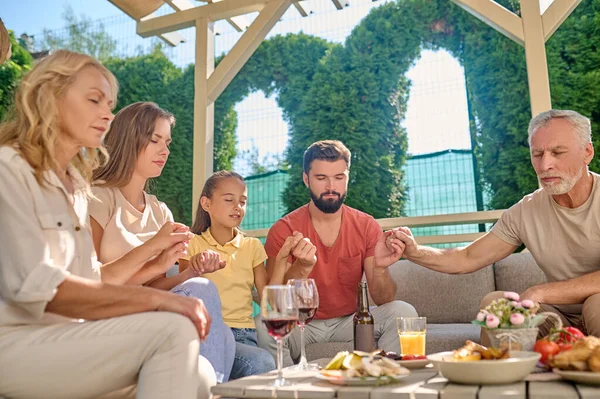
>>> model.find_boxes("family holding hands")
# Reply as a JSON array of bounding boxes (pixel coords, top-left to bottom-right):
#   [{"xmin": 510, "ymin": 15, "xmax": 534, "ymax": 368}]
[{"xmin": 1, "ymin": 49, "xmax": 599, "ymax": 399}]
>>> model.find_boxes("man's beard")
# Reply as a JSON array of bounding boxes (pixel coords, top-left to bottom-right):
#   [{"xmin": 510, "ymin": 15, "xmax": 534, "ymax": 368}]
[
  {"xmin": 538, "ymin": 166, "xmax": 584, "ymax": 195},
  {"xmin": 309, "ymin": 189, "xmax": 346, "ymax": 213}
]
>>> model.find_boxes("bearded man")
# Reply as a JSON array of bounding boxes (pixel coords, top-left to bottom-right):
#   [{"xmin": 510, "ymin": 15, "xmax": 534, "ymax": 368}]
[
  {"xmin": 256, "ymin": 140, "xmax": 418, "ymax": 365},
  {"xmin": 381, "ymin": 110, "xmax": 600, "ymax": 340}
]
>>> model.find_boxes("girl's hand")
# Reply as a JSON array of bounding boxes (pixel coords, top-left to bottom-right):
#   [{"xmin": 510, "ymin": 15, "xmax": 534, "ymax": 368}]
[
  {"xmin": 189, "ymin": 250, "xmax": 226, "ymax": 275},
  {"xmin": 147, "ymin": 222, "xmax": 194, "ymax": 256}
]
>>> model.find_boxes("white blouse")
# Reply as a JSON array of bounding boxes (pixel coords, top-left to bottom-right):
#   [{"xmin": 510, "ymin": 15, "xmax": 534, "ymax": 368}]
[
  {"xmin": 88, "ymin": 186, "xmax": 173, "ymax": 263},
  {"xmin": 0, "ymin": 146, "xmax": 100, "ymax": 327}
]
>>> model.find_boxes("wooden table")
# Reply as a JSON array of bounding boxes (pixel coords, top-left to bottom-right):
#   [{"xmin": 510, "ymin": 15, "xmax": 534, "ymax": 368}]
[{"xmin": 212, "ymin": 362, "xmax": 600, "ymax": 399}]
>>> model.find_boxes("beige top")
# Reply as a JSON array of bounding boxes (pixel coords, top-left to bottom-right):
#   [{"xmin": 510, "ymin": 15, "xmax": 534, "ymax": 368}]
[
  {"xmin": 492, "ymin": 172, "xmax": 600, "ymax": 307},
  {"xmin": 88, "ymin": 186, "xmax": 173, "ymax": 263},
  {"xmin": 0, "ymin": 146, "xmax": 100, "ymax": 327}
]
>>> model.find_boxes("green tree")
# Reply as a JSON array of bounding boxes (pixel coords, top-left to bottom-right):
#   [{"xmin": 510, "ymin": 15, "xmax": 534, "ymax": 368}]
[
  {"xmin": 0, "ymin": 31, "xmax": 33, "ymax": 122},
  {"xmin": 39, "ymin": 5, "xmax": 117, "ymax": 61}
]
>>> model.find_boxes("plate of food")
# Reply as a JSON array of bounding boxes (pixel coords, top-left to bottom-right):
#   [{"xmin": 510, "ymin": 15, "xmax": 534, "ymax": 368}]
[
  {"xmin": 397, "ymin": 355, "xmax": 432, "ymax": 369},
  {"xmin": 551, "ymin": 336, "xmax": 600, "ymax": 385},
  {"xmin": 369, "ymin": 350, "xmax": 431, "ymax": 369},
  {"xmin": 317, "ymin": 351, "xmax": 410, "ymax": 386},
  {"xmin": 428, "ymin": 340, "xmax": 541, "ymax": 385}
]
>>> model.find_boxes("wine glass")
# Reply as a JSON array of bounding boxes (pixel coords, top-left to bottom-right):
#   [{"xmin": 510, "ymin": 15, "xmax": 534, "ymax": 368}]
[
  {"xmin": 261, "ymin": 285, "xmax": 299, "ymax": 386},
  {"xmin": 287, "ymin": 278, "xmax": 319, "ymax": 371}
]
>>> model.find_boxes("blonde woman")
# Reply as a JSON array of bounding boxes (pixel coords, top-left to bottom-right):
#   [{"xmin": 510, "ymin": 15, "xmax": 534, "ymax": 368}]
[
  {"xmin": 90, "ymin": 101, "xmax": 235, "ymax": 382},
  {"xmin": 0, "ymin": 50, "xmax": 215, "ymax": 399}
]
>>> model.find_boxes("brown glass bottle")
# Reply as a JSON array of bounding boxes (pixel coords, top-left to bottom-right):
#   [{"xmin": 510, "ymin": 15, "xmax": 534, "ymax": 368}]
[{"xmin": 353, "ymin": 281, "xmax": 375, "ymax": 352}]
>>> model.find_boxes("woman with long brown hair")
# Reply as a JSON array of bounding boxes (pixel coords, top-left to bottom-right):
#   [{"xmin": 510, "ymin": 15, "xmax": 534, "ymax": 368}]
[
  {"xmin": 0, "ymin": 50, "xmax": 215, "ymax": 399},
  {"xmin": 90, "ymin": 101, "xmax": 235, "ymax": 382}
]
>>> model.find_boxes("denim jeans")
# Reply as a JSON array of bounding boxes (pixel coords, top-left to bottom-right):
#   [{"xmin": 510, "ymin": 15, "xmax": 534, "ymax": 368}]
[
  {"xmin": 171, "ymin": 278, "xmax": 236, "ymax": 382},
  {"xmin": 229, "ymin": 327, "xmax": 275, "ymax": 380}
]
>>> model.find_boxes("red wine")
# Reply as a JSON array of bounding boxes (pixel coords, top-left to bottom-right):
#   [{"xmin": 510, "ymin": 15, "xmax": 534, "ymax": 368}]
[
  {"xmin": 297, "ymin": 307, "xmax": 317, "ymax": 326},
  {"xmin": 263, "ymin": 318, "xmax": 297, "ymax": 340}
]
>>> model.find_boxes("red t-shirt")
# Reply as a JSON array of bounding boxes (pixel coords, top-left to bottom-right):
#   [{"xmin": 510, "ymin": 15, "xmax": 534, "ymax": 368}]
[{"xmin": 264, "ymin": 204, "xmax": 382, "ymax": 320}]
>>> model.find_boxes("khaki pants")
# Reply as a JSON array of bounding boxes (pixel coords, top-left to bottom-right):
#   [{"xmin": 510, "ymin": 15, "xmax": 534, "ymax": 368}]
[
  {"xmin": 256, "ymin": 301, "xmax": 418, "ymax": 367},
  {"xmin": 0, "ymin": 312, "xmax": 216, "ymax": 399},
  {"xmin": 479, "ymin": 291, "xmax": 600, "ymax": 346}
]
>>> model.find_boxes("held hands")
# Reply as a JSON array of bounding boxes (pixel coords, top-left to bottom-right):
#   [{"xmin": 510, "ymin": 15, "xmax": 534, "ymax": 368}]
[
  {"xmin": 374, "ymin": 230, "xmax": 405, "ymax": 269},
  {"xmin": 277, "ymin": 231, "xmax": 316, "ymax": 268},
  {"xmin": 147, "ymin": 222, "xmax": 194, "ymax": 256},
  {"xmin": 189, "ymin": 250, "xmax": 226, "ymax": 275},
  {"xmin": 374, "ymin": 226, "xmax": 417, "ymax": 269},
  {"xmin": 391, "ymin": 227, "xmax": 418, "ymax": 256}
]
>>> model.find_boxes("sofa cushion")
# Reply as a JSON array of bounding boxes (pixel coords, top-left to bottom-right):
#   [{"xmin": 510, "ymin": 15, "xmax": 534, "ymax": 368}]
[
  {"xmin": 494, "ymin": 252, "xmax": 546, "ymax": 294},
  {"xmin": 388, "ymin": 260, "xmax": 495, "ymax": 323}
]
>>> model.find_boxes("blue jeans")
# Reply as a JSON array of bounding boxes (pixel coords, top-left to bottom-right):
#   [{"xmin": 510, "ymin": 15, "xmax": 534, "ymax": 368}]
[
  {"xmin": 230, "ymin": 328, "xmax": 275, "ymax": 380},
  {"xmin": 171, "ymin": 278, "xmax": 236, "ymax": 382}
]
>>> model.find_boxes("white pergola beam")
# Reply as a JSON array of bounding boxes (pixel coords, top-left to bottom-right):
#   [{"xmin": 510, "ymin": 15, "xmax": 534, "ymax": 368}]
[
  {"xmin": 293, "ymin": 1, "xmax": 312, "ymax": 17},
  {"xmin": 192, "ymin": 17, "xmax": 215, "ymax": 219},
  {"xmin": 207, "ymin": 0, "xmax": 292, "ymax": 103},
  {"xmin": 520, "ymin": 0, "xmax": 551, "ymax": 116},
  {"xmin": 542, "ymin": 0, "xmax": 580, "ymax": 42},
  {"xmin": 204, "ymin": 0, "xmax": 251, "ymax": 33},
  {"xmin": 165, "ymin": 0, "xmax": 195, "ymax": 11},
  {"xmin": 331, "ymin": 0, "xmax": 349, "ymax": 10},
  {"xmin": 137, "ymin": 0, "xmax": 267, "ymax": 37},
  {"xmin": 140, "ymin": 13, "xmax": 187, "ymax": 46},
  {"xmin": 450, "ymin": 0, "xmax": 524, "ymax": 46}
]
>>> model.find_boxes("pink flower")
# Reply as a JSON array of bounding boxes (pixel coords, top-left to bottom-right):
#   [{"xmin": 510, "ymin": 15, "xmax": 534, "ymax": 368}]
[
  {"xmin": 510, "ymin": 313, "xmax": 525, "ymax": 326},
  {"xmin": 504, "ymin": 292, "xmax": 520, "ymax": 301},
  {"xmin": 521, "ymin": 300, "xmax": 534, "ymax": 309},
  {"xmin": 476, "ymin": 311, "xmax": 486, "ymax": 322},
  {"xmin": 486, "ymin": 314, "xmax": 500, "ymax": 329}
]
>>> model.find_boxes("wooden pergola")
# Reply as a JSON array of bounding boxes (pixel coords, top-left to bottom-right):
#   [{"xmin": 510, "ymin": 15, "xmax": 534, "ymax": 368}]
[{"xmin": 107, "ymin": 0, "xmax": 580, "ymax": 242}]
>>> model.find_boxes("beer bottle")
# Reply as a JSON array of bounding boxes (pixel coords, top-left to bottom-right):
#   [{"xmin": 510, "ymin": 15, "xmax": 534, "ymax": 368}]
[{"xmin": 353, "ymin": 281, "xmax": 375, "ymax": 352}]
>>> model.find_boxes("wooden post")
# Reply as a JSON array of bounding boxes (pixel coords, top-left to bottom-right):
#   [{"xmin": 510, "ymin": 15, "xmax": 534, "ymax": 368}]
[{"xmin": 192, "ymin": 17, "xmax": 215, "ymax": 220}]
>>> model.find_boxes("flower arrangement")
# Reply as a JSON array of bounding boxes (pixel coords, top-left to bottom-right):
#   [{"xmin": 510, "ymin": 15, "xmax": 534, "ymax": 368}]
[{"xmin": 472, "ymin": 292, "xmax": 545, "ymax": 330}]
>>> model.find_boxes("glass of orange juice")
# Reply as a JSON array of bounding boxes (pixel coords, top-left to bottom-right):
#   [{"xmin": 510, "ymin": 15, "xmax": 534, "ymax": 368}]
[{"xmin": 396, "ymin": 316, "xmax": 426, "ymax": 356}]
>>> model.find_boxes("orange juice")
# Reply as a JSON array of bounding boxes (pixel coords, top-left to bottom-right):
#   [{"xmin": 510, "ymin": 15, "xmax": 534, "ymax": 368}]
[{"xmin": 399, "ymin": 331, "xmax": 426, "ymax": 356}]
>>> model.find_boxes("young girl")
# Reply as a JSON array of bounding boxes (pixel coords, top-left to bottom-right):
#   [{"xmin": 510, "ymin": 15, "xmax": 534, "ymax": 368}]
[
  {"xmin": 180, "ymin": 171, "xmax": 306, "ymax": 379},
  {"xmin": 88, "ymin": 101, "xmax": 235, "ymax": 382}
]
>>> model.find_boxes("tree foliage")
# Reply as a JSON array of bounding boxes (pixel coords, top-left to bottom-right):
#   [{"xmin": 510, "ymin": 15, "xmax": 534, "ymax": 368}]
[
  {"xmin": 0, "ymin": 31, "xmax": 33, "ymax": 123},
  {"xmin": 39, "ymin": 6, "xmax": 117, "ymax": 62}
]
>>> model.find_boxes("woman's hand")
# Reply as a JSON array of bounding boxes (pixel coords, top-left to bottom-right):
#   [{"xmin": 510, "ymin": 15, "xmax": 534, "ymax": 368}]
[
  {"xmin": 148, "ymin": 241, "xmax": 188, "ymax": 276},
  {"xmin": 146, "ymin": 222, "xmax": 194, "ymax": 257},
  {"xmin": 155, "ymin": 292, "xmax": 212, "ymax": 340},
  {"xmin": 189, "ymin": 250, "xmax": 226, "ymax": 275}
]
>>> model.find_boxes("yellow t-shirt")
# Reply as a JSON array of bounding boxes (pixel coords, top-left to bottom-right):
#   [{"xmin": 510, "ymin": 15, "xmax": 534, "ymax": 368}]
[{"xmin": 185, "ymin": 228, "xmax": 267, "ymax": 328}]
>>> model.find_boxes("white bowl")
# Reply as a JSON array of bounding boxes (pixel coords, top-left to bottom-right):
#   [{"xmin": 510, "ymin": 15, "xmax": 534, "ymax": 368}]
[{"xmin": 428, "ymin": 351, "xmax": 541, "ymax": 385}]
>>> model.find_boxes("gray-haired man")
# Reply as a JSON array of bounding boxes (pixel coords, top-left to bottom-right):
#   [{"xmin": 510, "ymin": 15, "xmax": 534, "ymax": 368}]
[{"xmin": 381, "ymin": 109, "xmax": 600, "ymax": 339}]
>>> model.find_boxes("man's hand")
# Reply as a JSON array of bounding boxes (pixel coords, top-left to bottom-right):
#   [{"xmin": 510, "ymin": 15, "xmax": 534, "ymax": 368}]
[
  {"xmin": 520, "ymin": 285, "xmax": 544, "ymax": 303},
  {"xmin": 189, "ymin": 250, "xmax": 226, "ymax": 275},
  {"xmin": 391, "ymin": 227, "xmax": 418, "ymax": 258},
  {"xmin": 155, "ymin": 292, "xmax": 212, "ymax": 340},
  {"xmin": 374, "ymin": 230, "xmax": 406, "ymax": 269},
  {"xmin": 285, "ymin": 232, "xmax": 316, "ymax": 268}
]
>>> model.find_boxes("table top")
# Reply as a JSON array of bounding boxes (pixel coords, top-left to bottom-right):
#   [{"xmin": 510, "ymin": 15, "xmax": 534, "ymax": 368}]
[{"xmin": 212, "ymin": 362, "xmax": 600, "ymax": 399}]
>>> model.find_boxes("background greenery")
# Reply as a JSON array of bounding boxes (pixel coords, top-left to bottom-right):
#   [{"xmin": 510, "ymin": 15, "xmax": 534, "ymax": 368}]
[{"xmin": 2, "ymin": 0, "xmax": 599, "ymax": 224}]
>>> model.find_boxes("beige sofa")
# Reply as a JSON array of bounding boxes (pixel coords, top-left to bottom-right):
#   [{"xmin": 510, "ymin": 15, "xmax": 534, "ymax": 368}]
[{"xmin": 305, "ymin": 252, "xmax": 547, "ymax": 360}]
